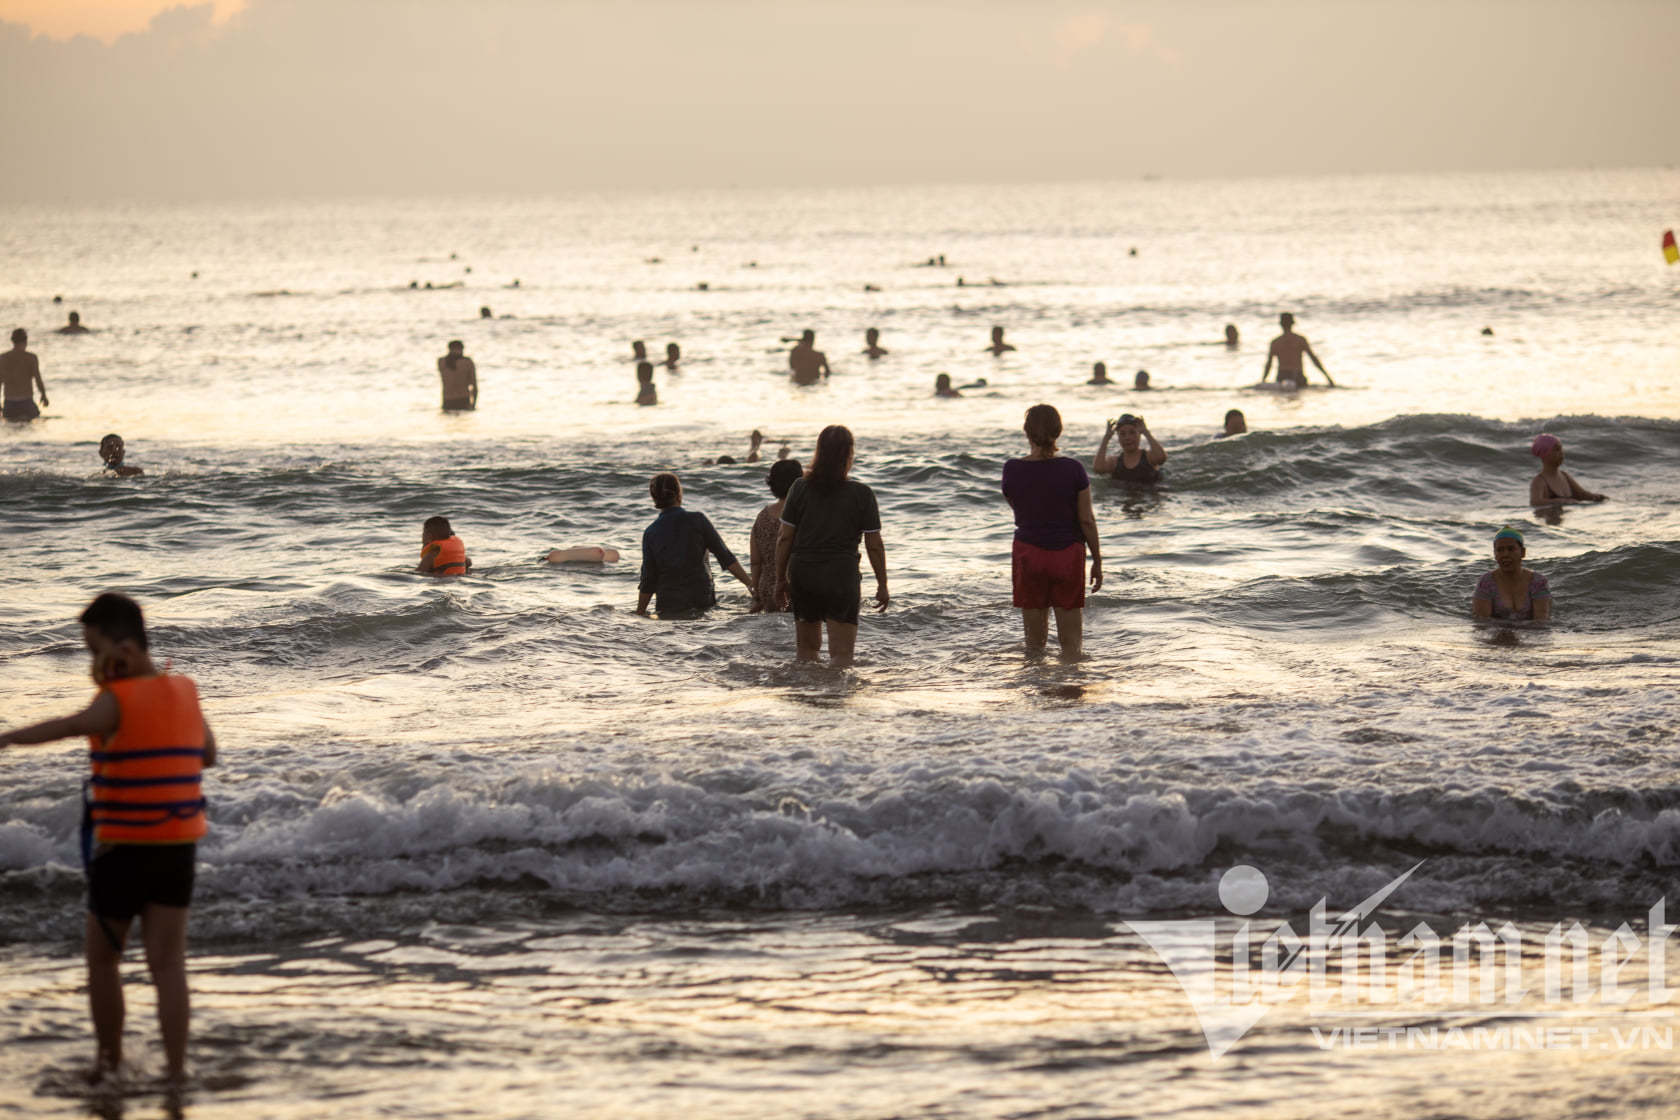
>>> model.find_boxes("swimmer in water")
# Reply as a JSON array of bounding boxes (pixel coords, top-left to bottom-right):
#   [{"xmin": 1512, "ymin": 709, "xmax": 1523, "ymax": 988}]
[
  {"xmin": 418, "ymin": 516, "xmax": 471, "ymax": 576},
  {"xmin": 635, "ymin": 361, "xmax": 657, "ymax": 406},
  {"xmin": 437, "ymin": 341, "xmax": 477, "ymax": 411},
  {"xmin": 58, "ymin": 311, "xmax": 91, "ymax": 335},
  {"xmin": 1472, "ymin": 526, "xmax": 1550, "ymax": 622},
  {"xmin": 664, "ymin": 342, "xmax": 681, "ymax": 370},
  {"xmin": 1133, "ymin": 370, "xmax": 1151, "ymax": 391},
  {"xmin": 632, "ymin": 340, "xmax": 648, "ymax": 362},
  {"xmin": 1528, "ymin": 433, "xmax": 1605, "ymax": 505},
  {"xmin": 1261, "ymin": 313, "xmax": 1333, "ymax": 388},
  {"xmin": 788, "ymin": 330, "xmax": 831, "ymax": 385},
  {"xmin": 1, "ymin": 328, "xmax": 49, "ymax": 421},
  {"xmin": 935, "ymin": 373, "xmax": 962, "ymax": 398},
  {"xmin": 99, "ymin": 434, "xmax": 143, "ymax": 477},
  {"xmin": 1221, "ymin": 409, "xmax": 1247, "ymax": 437},
  {"xmin": 985, "ymin": 326, "xmax": 1016, "ymax": 355},
  {"xmin": 863, "ymin": 328, "xmax": 887, "ymax": 359},
  {"xmin": 1093, "ymin": 413, "xmax": 1166, "ymax": 484},
  {"xmin": 479, "ymin": 307, "xmax": 492, "ymax": 319},
  {"xmin": 1224, "ymin": 324, "xmax": 1239, "ymax": 348},
  {"xmin": 546, "ymin": 546, "xmax": 620, "ymax": 564},
  {"xmin": 1087, "ymin": 362, "xmax": 1112, "ymax": 386}
]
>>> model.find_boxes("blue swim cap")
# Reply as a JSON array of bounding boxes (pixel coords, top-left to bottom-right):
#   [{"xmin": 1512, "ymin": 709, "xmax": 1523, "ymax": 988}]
[{"xmin": 1493, "ymin": 525, "xmax": 1525, "ymax": 546}]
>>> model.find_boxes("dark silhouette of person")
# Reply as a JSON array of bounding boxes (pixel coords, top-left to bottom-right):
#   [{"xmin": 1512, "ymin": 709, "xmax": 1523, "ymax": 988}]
[
  {"xmin": 1262, "ymin": 313, "xmax": 1333, "ymax": 388},
  {"xmin": 58, "ymin": 311, "xmax": 90, "ymax": 335},
  {"xmin": 479, "ymin": 307, "xmax": 492, "ymax": 320},
  {"xmin": 789, "ymin": 330, "xmax": 830, "ymax": 385},
  {"xmin": 986, "ymin": 326, "xmax": 1016, "ymax": 355},
  {"xmin": 635, "ymin": 361, "xmax": 657, "ymax": 406},
  {"xmin": 1, "ymin": 328, "xmax": 49, "ymax": 421},
  {"xmin": 1088, "ymin": 362, "xmax": 1111, "ymax": 386},
  {"xmin": 1224, "ymin": 324, "xmax": 1239, "ymax": 347},
  {"xmin": 632, "ymin": 340, "xmax": 648, "ymax": 362},
  {"xmin": 1134, "ymin": 370, "xmax": 1151, "ymax": 390},
  {"xmin": 437, "ymin": 340, "xmax": 478, "ymax": 411},
  {"xmin": 664, "ymin": 342, "xmax": 681, "ymax": 370},
  {"xmin": 863, "ymin": 328, "xmax": 887, "ymax": 359},
  {"xmin": 1222, "ymin": 409, "xmax": 1247, "ymax": 436}
]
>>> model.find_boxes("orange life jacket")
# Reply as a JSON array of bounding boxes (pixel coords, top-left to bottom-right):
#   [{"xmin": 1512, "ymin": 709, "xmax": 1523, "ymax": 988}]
[
  {"xmin": 86, "ymin": 674, "xmax": 207, "ymax": 845},
  {"xmin": 423, "ymin": 535, "xmax": 468, "ymax": 575}
]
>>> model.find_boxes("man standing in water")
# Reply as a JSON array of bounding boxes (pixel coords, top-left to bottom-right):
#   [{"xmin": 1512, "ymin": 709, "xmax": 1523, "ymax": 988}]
[
  {"xmin": 788, "ymin": 330, "xmax": 830, "ymax": 385},
  {"xmin": 2, "ymin": 328, "xmax": 50, "ymax": 421},
  {"xmin": 437, "ymin": 340, "xmax": 477, "ymax": 411},
  {"xmin": 1261, "ymin": 313, "xmax": 1333, "ymax": 388}
]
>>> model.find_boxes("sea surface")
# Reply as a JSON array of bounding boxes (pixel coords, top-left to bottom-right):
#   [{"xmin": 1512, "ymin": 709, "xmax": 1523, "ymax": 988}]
[{"xmin": 2, "ymin": 169, "xmax": 1679, "ymax": 1118}]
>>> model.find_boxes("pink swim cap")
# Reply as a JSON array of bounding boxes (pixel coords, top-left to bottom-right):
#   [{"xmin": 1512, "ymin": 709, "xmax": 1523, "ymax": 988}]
[{"xmin": 1530, "ymin": 433, "xmax": 1561, "ymax": 458}]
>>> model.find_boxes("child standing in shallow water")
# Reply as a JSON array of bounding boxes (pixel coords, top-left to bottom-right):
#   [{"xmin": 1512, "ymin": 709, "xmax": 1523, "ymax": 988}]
[
  {"xmin": 0, "ymin": 593, "xmax": 218, "ymax": 1084},
  {"xmin": 419, "ymin": 516, "xmax": 471, "ymax": 575}
]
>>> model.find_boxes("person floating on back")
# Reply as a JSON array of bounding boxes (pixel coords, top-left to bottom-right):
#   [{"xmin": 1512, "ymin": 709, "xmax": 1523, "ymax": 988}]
[
  {"xmin": 1261, "ymin": 313, "xmax": 1332, "ymax": 388},
  {"xmin": 1529, "ymin": 433, "xmax": 1605, "ymax": 505},
  {"xmin": 437, "ymin": 340, "xmax": 478, "ymax": 411},
  {"xmin": 100, "ymin": 434, "xmax": 144, "ymax": 477},
  {"xmin": 419, "ymin": 516, "xmax": 471, "ymax": 576},
  {"xmin": 2, "ymin": 328, "xmax": 50, "ymax": 421},
  {"xmin": 59, "ymin": 310, "xmax": 91, "ymax": 335},
  {"xmin": 985, "ymin": 326, "xmax": 1016, "ymax": 355},
  {"xmin": 635, "ymin": 360, "xmax": 658, "ymax": 406},
  {"xmin": 0, "ymin": 592, "xmax": 218, "ymax": 1085},
  {"xmin": 862, "ymin": 328, "xmax": 887, "ymax": 359},
  {"xmin": 788, "ymin": 330, "xmax": 831, "ymax": 385}
]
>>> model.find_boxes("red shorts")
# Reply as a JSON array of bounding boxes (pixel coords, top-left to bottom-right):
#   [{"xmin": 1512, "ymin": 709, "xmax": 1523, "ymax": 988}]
[{"xmin": 1012, "ymin": 539, "xmax": 1086, "ymax": 610}]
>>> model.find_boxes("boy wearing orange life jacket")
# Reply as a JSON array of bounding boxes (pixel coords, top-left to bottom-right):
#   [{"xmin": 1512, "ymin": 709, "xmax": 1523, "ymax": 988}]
[
  {"xmin": 0, "ymin": 593, "xmax": 217, "ymax": 1085},
  {"xmin": 418, "ymin": 515, "xmax": 471, "ymax": 576}
]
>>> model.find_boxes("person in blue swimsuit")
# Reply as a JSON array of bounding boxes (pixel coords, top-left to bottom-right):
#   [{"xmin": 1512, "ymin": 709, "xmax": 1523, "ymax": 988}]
[{"xmin": 1472, "ymin": 526, "xmax": 1551, "ymax": 622}]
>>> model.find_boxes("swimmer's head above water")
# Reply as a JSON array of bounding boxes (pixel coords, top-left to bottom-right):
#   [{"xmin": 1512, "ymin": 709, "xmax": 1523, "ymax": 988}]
[
  {"xmin": 1492, "ymin": 525, "xmax": 1525, "ymax": 568},
  {"xmin": 1530, "ymin": 433, "xmax": 1563, "ymax": 467}
]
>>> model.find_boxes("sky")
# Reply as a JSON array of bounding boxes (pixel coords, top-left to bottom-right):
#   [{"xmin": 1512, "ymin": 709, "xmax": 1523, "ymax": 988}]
[{"xmin": 0, "ymin": 0, "xmax": 1675, "ymax": 202}]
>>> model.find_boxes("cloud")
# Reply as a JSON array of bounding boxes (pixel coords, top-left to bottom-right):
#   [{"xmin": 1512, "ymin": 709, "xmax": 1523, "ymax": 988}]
[
  {"xmin": 0, "ymin": 0, "xmax": 245, "ymax": 44},
  {"xmin": 1051, "ymin": 9, "xmax": 1180, "ymax": 67}
]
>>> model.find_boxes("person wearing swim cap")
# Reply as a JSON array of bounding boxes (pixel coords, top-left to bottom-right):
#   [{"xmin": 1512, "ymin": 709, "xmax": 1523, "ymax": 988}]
[
  {"xmin": 1529, "ymin": 433, "xmax": 1604, "ymax": 505},
  {"xmin": 1472, "ymin": 526, "xmax": 1551, "ymax": 622},
  {"xmin": 1093, "ymin": 413, "xmax": 1166, "ymax": 485}
]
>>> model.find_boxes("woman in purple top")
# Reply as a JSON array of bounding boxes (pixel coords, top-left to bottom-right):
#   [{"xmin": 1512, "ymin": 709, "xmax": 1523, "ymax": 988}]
[
  {"xmin": 1001, "ymin": 404, "xmax": 1103, "ymax": 658},
  {"xmin": 1472, "ymin": 525, "xmax": 1551, "ymax": 622}
]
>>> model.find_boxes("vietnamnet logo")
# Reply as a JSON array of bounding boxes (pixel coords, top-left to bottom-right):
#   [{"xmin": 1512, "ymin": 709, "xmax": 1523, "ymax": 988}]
[{"xmin": 1127, "ymin": 863, "xmax": 1677, "ymax": 1059}]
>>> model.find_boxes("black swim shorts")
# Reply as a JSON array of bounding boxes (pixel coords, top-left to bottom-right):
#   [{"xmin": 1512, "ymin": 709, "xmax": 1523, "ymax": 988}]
[
  {"xmin": 788, "ymin": 558, "xmax": 861, "ymax": 625},
  {"xmin": 88, "ymin": 843, "xmax": 197, "ymax": 919},
  {"xmin": 3, "ymin": 399, "xmax": 41, "ymax": 422}
]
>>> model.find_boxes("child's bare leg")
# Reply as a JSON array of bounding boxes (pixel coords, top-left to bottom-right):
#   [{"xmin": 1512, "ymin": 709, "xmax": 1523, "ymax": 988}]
[
  {"xmin": 85, "ymin": 912, "xmax": 131, "ymax": 1076},
  {"xmin": 141, "ymin": 904, "xmax": 191, "ymax": 1081}
]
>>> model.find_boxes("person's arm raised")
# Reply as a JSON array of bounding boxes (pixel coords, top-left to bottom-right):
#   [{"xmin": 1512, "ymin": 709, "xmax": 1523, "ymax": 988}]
[
  {"xmin": 1092, "ymin": 421, "xmax": 1118, "ymax": 474},
  {"xmin": 1139, "ymin": 420, "xmax": 1167, "ymax": 466}
]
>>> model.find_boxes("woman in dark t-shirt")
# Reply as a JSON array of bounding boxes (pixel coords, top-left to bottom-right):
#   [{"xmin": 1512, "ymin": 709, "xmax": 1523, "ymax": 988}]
[
  {"xmin": 1002, "ymin": 404, "xmax": 1103, "ymax": 658},
  {"xmin": 636, "ymin": 472, "xmax": 753, "ymax": 618},
  {"xmin": 774, "ymin": 425, "xmax": 888, "ymax": 665}
]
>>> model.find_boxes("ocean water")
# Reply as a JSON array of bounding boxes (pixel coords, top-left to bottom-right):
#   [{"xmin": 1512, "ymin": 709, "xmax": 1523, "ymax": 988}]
[{"xmin": 2, "ymin": 169, "xmax": 1679, "ymax": 1117}]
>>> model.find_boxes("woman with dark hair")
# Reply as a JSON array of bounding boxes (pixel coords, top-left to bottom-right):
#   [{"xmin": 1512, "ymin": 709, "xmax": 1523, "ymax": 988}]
[
  {"xmin": 749, "ymin": 458, "xmax": 804, "ymax": 612},
  {"xmin": 1003, "ymin": 404, "xmax": 1102, "ymax": 657},
  {"xmin": 635, "ymin": 473, "xmax": 752, "ymax": 618},
  {"xmin": 774, "ymin": 426, "xmax": 888, "ymax": 664},
  {"xmin": 1093, "ymin": 413, "xmax": 1166, "ymax": 485}
]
